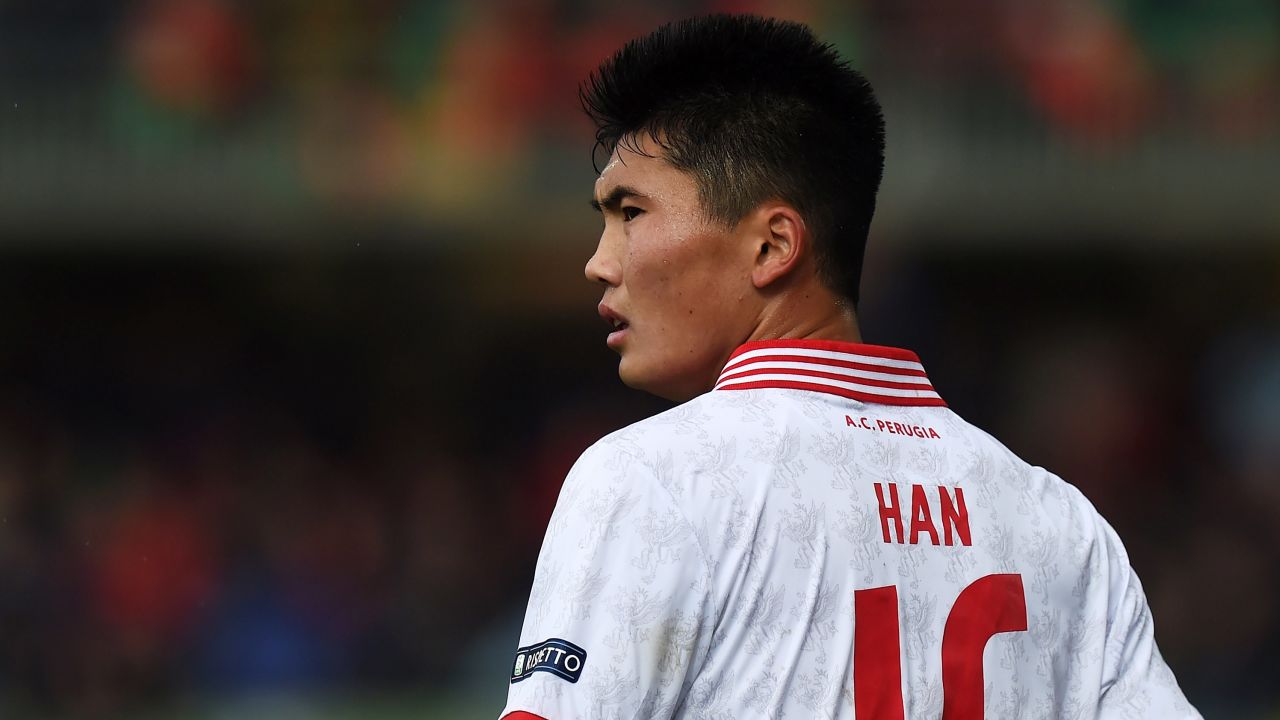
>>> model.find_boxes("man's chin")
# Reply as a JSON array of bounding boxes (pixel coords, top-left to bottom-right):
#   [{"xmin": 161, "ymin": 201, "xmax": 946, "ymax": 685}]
[
  {"xmin": 618, "ymin": 357, "xmax": 700, "ymax": 402},
  {"xmin": 616, "ymin": 357, "xmax": 652, "ymax": 393}
]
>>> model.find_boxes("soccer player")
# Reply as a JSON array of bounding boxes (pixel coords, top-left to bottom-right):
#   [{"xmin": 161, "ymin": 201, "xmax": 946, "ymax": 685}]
[{"xmin": 501, "ymin": 14, "xmax": 1200, "ymax": 719}]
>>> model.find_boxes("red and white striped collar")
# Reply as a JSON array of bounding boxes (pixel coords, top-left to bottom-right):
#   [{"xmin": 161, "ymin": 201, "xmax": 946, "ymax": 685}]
[{"xmin": 714, "ymin": 339, "xmax": 946, "ymax": 407}]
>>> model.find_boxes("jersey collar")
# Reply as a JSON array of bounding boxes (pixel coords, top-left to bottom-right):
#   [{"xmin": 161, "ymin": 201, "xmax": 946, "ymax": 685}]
[{"xmin": 713, "ymin": 339, "xmax": 946, "ymax": 407}]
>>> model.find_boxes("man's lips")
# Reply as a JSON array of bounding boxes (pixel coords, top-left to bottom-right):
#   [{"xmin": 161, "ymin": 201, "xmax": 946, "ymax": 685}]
[
  {"xmin": 598, "ymin": 304, "xmax": 630, "ymax": 348},
  {"xmin": 606, "ymin": 325, "xmax": 629, "ymax": 349}
]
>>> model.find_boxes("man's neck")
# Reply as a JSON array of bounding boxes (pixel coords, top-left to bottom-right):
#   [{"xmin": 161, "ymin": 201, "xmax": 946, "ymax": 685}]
[
  {"xmin": 745, "ymin": 290, "xmax": 862, "ymax": 345},
  {"xmin": 692, "ymin": 288, "xmax": 863, "ymax": 401}
]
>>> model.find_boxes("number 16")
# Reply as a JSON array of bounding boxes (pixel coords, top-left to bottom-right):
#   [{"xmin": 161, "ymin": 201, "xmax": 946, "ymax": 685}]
[{"xmin": 853, "ymin": 573, "xmax": 1028, "ymax": 719}]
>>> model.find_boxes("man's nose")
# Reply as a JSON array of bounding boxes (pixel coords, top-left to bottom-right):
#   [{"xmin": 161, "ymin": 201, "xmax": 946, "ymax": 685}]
[{"xmin": 585, "ymin": 234, "xmax": 621, "ymax": 286}]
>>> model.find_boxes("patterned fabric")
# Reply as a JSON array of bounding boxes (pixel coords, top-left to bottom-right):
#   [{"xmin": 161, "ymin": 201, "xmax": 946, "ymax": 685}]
[{"xmin": 502, "ymin": 340, "xmax": 1200, "ymax": 719}]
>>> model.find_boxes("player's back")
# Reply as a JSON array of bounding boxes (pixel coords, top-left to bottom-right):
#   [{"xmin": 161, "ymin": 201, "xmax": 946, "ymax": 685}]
[{"xmin": 502, "ymin": 340, "xmax": 1199, "ymax": 719}]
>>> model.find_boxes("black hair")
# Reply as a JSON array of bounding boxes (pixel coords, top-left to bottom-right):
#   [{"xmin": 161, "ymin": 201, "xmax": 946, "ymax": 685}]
[{"xmin": 580, "ymin": 14, "xmax": 885, "ymax": 305}]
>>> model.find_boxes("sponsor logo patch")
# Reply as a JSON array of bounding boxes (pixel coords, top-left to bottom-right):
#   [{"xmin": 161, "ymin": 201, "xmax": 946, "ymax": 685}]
[{"xmin": 510, "ymin": 638, "xmax": 587, "ymax": 684}]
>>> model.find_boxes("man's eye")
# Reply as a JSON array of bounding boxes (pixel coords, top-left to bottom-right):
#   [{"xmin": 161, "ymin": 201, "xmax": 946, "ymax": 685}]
[{"xmin": 622, "ymin": 206, "xmax": 643, "ymax": 221}]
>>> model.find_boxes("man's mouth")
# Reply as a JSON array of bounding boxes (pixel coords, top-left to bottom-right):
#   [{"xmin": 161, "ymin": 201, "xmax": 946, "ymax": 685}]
[
  {"xmin": 607, "ymin": 320, "xmax": 629, "ymax": 348},
  {"xmin": 599, "ymin": 304, "xmax": 630, "ymax": 348}
]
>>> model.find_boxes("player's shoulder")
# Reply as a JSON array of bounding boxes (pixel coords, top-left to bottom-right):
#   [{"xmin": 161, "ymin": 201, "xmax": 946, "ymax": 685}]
[
  {"xmin": 960, "ymin": 415, "xmax": 1128, "ymax": 561},
  {"xmin": 563, "ymin": 391, "xmax": 759, "ymax": 493},
  {"xmin": 586, "ymin": 389, "xmax": 767, "ymax": 459},
  {"xmin": 545, "ymin": 398, "xmax": 728, "ymax": 569}
]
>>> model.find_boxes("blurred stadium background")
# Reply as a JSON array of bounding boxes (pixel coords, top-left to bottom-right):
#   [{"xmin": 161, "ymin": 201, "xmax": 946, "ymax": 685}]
[{"xmin": 1, "ymin": 0, "xmax": 1277, "ymax": 718}]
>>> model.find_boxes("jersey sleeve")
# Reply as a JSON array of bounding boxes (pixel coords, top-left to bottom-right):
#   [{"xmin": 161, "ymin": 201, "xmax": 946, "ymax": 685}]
[
  {"xmin": 501, "ymin": 438, "xmax": 714, "ymax": 720},
  {"xmin": 1095, "ymin": 522, "xmax": 1202, "ymax": 720}
]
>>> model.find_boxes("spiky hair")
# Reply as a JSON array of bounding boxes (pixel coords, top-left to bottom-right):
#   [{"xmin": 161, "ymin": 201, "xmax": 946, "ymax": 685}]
[{"xmin": 580, "ymin": 14, "xmax": 885, "ymax": 304}]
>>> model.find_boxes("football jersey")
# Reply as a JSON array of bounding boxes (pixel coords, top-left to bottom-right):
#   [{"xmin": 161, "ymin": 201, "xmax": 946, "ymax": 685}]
[{"xmin": 501, "ymin": 339, "xmax": 1200, "ymax": 719}]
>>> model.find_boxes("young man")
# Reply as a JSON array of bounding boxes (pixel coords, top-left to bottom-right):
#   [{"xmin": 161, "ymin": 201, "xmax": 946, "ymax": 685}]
[{"xmin": 501, "ymin": 14, "xmax": 1199, "ymax": 719}]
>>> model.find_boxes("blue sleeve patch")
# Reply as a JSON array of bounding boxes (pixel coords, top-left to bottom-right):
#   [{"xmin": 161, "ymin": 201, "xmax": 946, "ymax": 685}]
[{"xmin": 510, "ymin": 638, "xmax": 587, "ymax": 684}]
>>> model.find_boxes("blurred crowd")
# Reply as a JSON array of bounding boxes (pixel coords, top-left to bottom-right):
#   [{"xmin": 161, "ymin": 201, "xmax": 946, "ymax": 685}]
[
  {"xmin": 1, "ymin": 0, "xmax": 1276, "ymax": 220},
  {"xmin": 0, "ymin": 253, "xmax": 635, "ymax": 716},
  {"xmin": 0, "ymin": 249, "xmax": 1276, "ymax": 718},
  {"xmin": 102, "ymin": 0, "xmax": 1280, "ymax": 145}
]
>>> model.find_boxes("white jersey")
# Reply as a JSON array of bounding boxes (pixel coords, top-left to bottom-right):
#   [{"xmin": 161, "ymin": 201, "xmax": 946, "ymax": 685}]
[{"xmin": 501, "ymin": 339, "xmax": 1199, "ymax": 720}]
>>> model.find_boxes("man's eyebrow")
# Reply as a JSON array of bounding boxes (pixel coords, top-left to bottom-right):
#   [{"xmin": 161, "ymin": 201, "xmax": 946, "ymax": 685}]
[{"xmin": 590, "ymin": 185, "xmax": 645, "ymax": 213}]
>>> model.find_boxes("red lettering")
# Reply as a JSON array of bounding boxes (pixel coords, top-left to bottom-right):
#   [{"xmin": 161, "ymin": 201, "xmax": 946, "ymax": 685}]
[
  {"xmin": 875, "ymin": 482, "xmax": 904, "ymax": 544},
  {"xmin": 941, "ymin": 574, "xmax": 1028, "ymax": 718},
  {"xmin": 909, "ymin": 484, "xmax": 940, "ymax": 545},
  {"xmin": 854, "ymin": 586, "xmax": 905, "ymax": 720},
  {"xmin": 847, "ymin": 416, "xmax": 881, "ymax": 432},
  {"xmin": 853, "ymin": 574, "xmax": 1028, "ymax": 720},
  {"xmin": 852, "ymin": 419, "xmax": 942, "ymax": 440},
  {"xmin": 939, "ymin": 486, "xmax": 971, "ymax": 547}
]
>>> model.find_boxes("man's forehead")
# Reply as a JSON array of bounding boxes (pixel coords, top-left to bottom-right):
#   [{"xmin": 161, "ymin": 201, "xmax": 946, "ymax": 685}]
[
  {"xmin": 593, "ymin": 149, "xmax": 636, "ymax": 198},
  {"xmin": 594, "ymin": 159, "xmax": 623, "ymax": 194},
  {"xmin": 599, "ymin": 147, "xmax": 627, "ymax": 176},
  {"xmin": 594, "ymin": 140, "xmax": 664, "ymax": 196}
]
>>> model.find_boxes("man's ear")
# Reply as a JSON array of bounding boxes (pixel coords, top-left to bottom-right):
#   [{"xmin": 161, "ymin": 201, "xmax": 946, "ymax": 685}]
[{"xmin": 750, "ymin": 204, "xmax": 807, "ymax": 289}]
